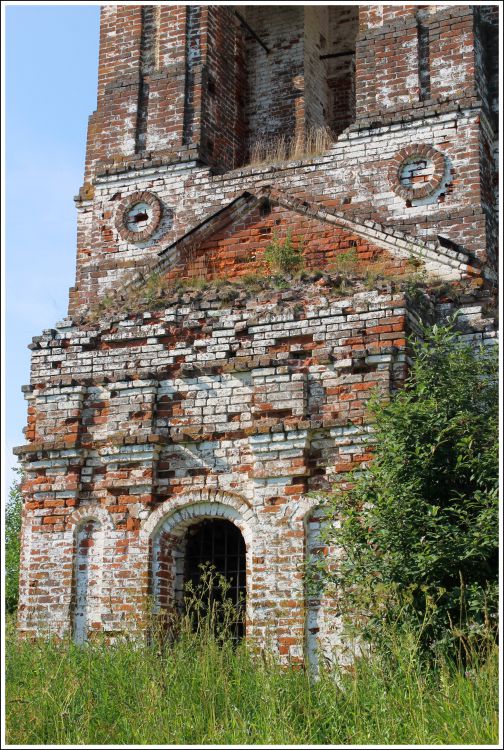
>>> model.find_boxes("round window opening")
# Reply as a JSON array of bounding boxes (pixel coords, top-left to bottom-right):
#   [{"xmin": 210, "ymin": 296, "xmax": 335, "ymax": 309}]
[
  {"xmin": 389, "ymin": 145, "xmax": 447, "ymax": 202},
  {"xmin": 126, "ymin": 202, "xmax": 153, "ymax": 232},
  {"xmin": 115, "ymin": 190, "xmax": 163, "ymax": 243},
  {"xmin": 399, "ymin": 158, "xmax": 435, "ymax": 190}
]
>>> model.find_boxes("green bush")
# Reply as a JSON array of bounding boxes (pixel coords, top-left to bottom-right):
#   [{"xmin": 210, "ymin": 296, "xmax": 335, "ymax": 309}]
[
  {"xmin": 263, "ymin": 230, "xmax": 304, "ymax": 274},
  {"xmin": 315, "ymin": 322, "xmax": 498, "ymax": 660},
  {"xmin": 5, "ymin": 478, "xmax": 22, "ymax": 613}
]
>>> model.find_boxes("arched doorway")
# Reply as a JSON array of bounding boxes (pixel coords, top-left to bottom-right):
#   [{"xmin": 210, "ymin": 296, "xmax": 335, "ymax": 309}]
[
  {"xmin": 150, "ymin": 504, "xmax": 249, "ymax": 642},
  {"xmin": 183, "ymin": 518, "xmax": 246, "ymax": 639}
]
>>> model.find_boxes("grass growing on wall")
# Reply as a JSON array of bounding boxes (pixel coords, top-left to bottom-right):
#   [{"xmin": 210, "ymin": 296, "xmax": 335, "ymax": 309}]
[
  {"xmin": 247, "ymin": 126, "xmax": 334, "ymax": 167},
  {"xmin": 5, "ymin": 615, "xmax": 498, "ymax": 746}
]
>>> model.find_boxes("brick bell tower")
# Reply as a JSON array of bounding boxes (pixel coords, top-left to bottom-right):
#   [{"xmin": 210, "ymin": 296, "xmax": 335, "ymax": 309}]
[{"xmin": 16, "ymin": 5, "xmax": 498, "ymax": 664}]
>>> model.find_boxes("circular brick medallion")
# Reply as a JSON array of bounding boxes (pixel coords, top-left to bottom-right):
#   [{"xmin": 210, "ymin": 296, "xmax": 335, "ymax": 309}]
[
  {"xmin": 389, "ymin": 145, "xmax": 446, "ymax": 200},
  {"xmin": 115, "ymin": 191, "xmax": 163, "ymax": 242}
]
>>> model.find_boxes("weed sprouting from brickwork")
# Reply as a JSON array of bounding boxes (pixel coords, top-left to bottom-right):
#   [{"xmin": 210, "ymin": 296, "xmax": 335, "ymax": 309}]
[
  {"xmin": 264, "ymin": 230, "xmax": 304, "ymax": 274},
  {"xmin": 85, "ymin": 262, "xmax": 431, "ymax": 325},
  {"xmin": 328, "ymin": 247, "xmax": 359, "ymax": 274},
  {"xmin": 327, "ymin": 248, "xmax": 427, "ymax": 289}
]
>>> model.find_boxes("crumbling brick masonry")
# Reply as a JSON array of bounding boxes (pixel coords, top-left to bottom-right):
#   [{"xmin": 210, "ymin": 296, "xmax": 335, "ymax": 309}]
[{"xmin": 15, "ymin": 4, "xmax": 498, "ymax": 665}]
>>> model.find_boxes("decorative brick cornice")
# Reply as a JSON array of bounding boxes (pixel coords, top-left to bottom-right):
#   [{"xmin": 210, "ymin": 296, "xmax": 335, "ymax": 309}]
[{"xmin": 13, "ymin": 433, "xmax": 169, "ymax": 458}]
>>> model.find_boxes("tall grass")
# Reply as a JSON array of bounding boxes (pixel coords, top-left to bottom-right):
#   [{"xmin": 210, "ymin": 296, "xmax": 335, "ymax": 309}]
[
  {"xmin": 5, "ymin": 616, "xmax": 498, "ymax": 745},
  {"xmin": 247, "ymin": 126, "xmax": 333, "ymax": 167}
]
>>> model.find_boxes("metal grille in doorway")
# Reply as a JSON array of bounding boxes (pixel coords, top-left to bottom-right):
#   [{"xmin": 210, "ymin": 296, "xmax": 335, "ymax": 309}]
[{"xmin": 183, "ymin": 519, "xmax": 246, "ymax": 640}]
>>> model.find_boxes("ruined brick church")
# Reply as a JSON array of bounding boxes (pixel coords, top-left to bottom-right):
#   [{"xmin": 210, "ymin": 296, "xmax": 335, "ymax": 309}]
[{"xmin": 16, "ymin": 4, "xmax": 498, "ymax": 664}]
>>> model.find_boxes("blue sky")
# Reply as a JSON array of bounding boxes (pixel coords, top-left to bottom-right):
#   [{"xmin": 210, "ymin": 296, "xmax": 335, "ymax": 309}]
[{"xmin": 4, "ymin": 4, "xmax": 101, "ymax": 492}]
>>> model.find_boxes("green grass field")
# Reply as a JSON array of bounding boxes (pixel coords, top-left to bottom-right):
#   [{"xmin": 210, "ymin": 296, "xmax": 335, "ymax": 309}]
[{"xmin": 5, "ymin": 617, "xmax": 499, "ymax": 746}]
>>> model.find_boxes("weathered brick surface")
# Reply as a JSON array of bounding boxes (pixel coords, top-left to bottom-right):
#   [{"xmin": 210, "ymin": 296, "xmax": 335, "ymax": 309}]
[
  {"xmin": 17, "ymin": 4, "xmax": 498, "ymax": 664},
  {"xmin": 70, "ymin": 104, "xmax": 497, "ymax": 315}
]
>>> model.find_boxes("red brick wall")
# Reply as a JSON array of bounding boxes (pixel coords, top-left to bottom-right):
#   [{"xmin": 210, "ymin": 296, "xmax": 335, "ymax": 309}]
[
  {"xmin": 200, "ymin": 6, "xmax": 247, "ymax": 171},
  {"xmin": 168, "ymin": 204, "xmax": 409, "ymax": 282},
  {"xmin": 16, "ymin": 4, "xmax": 499, "ymax": 660},
  {"xmin": 356, "ymin": 5, "xmax": 483, "ymax": 123},
  {"xmin": 84, "ymin": 5, "xmax": 143, "ymax": 184}
]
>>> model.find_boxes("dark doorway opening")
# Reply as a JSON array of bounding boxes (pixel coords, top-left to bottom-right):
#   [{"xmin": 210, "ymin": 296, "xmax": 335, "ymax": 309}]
[{"xmin": 183, "ymin": 519, "xmax": 246, "ymax": 640}]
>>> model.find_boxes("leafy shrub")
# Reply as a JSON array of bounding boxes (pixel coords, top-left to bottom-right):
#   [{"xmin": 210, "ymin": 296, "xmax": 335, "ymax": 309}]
[
  {"xmin": 5, "ymin": 478, "xmax": 22, "ymax": 613},
  {"xmin": 263, "ymin": 231, "xmax": 304, "ymax": 274},
  {"xmin": 315, "ymin": 322, "xmax": 498, "ymax": 660}
]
